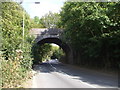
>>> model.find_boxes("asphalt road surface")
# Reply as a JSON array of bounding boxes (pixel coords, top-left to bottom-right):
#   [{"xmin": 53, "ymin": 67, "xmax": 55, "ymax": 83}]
[{"xmin": 32, "ymin": 60, "xmax": 118, "ymax": 89}]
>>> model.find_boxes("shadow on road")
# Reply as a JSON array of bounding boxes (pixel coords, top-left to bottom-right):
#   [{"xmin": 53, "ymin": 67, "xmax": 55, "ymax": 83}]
[
  {"xmin": 33, "ymin": 63, "xmax": 54, "ymax": 73},
  {"xmin": 33, "ymin": 62, "xmax": 118, "ymax": 88}
]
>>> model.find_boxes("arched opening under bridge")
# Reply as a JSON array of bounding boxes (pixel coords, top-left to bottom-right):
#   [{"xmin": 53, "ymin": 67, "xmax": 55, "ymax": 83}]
[{"xmin": 32, "ymin": 37, "xmax": 72, "ymax": 64}]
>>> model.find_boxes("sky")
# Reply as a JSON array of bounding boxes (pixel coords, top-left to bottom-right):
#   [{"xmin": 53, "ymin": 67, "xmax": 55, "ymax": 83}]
[{"xmin": 22, "ymin": 0, "xmax": 66, "ymax": 19}]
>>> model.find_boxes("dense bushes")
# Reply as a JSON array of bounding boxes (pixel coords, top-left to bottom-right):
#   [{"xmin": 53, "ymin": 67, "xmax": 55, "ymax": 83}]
[
  {"xmin": 32, "ymin": 43, "xmax": 52, "ymax": 64},
  {"xmin": 60, "ymin": 2, "xmax": 120, "ymax": 70},
  {"xmin": 1, "ymin": 57, "xmax": 32, "ymax": 88},
  {"xmin": 51, "ymin": 47, "xmax": 65, "ymax": 60},
  {"xmin": 32, "ymin": 43, "xmax": 65, "ymax": 64},
  {"xmin": 1, "ymin": 1, "xmax": 34, "ymax": 88}
]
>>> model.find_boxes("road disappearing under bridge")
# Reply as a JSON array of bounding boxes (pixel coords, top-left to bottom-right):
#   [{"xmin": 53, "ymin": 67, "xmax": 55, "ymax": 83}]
[{"xmin": 32, "ymin": 60, "xmax": 118, "ymax": 88}]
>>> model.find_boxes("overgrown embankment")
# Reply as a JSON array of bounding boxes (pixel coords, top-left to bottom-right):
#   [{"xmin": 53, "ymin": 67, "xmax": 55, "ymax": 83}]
[
  {"xmin": 1, "ymin": 1, "xmax": 34, "ymax": 88},
  {"xmin": 60, "ymin": 2, "xmax": 120, "ymax": 70}
]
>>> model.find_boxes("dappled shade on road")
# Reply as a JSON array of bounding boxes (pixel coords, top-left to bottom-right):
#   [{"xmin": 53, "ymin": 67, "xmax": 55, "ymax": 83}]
[{"xmin": 33, "ymin": 60, "xmax": 118, "ymax": 88}]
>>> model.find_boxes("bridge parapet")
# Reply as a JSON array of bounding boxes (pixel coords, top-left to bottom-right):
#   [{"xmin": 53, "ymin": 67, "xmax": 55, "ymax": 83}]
[
  {"xmin": 30, "ymin": 28, "xmax": 63, "ymax": 43},
  {"xmin": 30, "ymin": 28, "xmax": 63, "ymax": 35}
]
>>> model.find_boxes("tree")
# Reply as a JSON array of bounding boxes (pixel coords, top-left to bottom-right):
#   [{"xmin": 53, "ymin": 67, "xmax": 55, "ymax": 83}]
[
  {"xmin": 51, "ymin": 47, "xmax": 65, "ymax": 59},
  {"xmin": 60, "ymin": 2, "xmax": 120, "ymax": 69},
  {"xmin": 41, "ymin": 11, "xmax": 60, "ymax": 28},
  {"xmin": 31, "ymin": 12, "xmax": 61, "ymax": 28},
  {"xmin": 32, "ymin": 43, "xmax": 52, "ymax": 63},
  {"xmin": 34, "ymin": 16, "xmax": 39, "ymax": 24},
  {"xmin": 1, "ymin": 1, "xmax": 34, "ymax": 87},
  {"xmin": 31, "ymin": 16, "xmax": 45, "ymax": 28}
]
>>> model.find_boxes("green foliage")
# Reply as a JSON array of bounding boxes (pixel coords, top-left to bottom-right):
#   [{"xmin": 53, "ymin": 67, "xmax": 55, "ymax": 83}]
[
  {"xmin": 1, "ymin": 1, "xmax": 34, "ymax": 87},
  {"xmin": 32, "ymin": 43, "xmax": 65, "ymax": 63},
  {"xmin": 1, "ymin": 58, "xmax": 31, "ymax": 88},
  {"xmin": 34, "ymin": 16, "xmax": 40, "ymax": 24},
  {"xmin": 31, "ymin": 12, "xmax": 61, "ymax": 28},
  {"xmin": 40, "ymin": 11, "xmax": 61, "ymax": 28},
  {"xmin": 51, "ymin": 46, "xmax": 65, "ymax": 59},
  {"xmin": 31, "ymin": 16, "xmax": 45, "ymax": 28},
  {"xmin": 60, "ymin": 2, "xmax": 120, "ymax": 70},
  {"xmin": 32, "ymin": 43, "xmax": 52, "ymax": 63}
]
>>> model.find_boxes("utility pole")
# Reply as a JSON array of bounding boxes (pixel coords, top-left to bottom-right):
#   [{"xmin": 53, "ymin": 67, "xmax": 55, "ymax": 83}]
[{"xmin": 20, "ymin": 1, "xmax": 40, "ymax": 48}]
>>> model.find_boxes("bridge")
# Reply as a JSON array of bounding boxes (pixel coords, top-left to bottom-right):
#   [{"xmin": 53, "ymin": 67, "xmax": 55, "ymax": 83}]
[
  {"xmin": 30, "ymin": 28, "xmax": 73, "ymax": 64},
  {"xmin": 30, "ymin": 28, "xmax": 63, "ymax": 41}
]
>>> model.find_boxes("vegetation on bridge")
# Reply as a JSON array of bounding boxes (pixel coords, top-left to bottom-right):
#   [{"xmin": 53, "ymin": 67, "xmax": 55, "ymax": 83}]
[{"xmin": 60, "ymin": 2, "xmax": 120, "ymax": 70}]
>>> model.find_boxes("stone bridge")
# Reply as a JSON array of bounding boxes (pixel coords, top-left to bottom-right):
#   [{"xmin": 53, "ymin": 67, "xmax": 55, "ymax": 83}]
[
  {"xmin": 31, "ymin": 28, "xmax": 63, "ymax": 42},
  {"xmin": 30, "ymin": 28, "xmax": 73, "ymax": 64}
]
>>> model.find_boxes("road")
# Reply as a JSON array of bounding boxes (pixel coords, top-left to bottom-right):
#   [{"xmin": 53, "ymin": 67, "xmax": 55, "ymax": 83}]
[{"xmin": 32, "ymin": 60, "xmax": 118, "ymax": 89}]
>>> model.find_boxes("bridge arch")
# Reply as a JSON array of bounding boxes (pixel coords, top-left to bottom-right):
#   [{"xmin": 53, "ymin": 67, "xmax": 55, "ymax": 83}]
[
  {"xmin": 30, "ymin": 28, "xmax": 73, "ymax": 64},
  {"xmin": 37, "ymin": 37, "xmax": 71, "ymax": 63},
  {"xmin": 37, "ymin": 37, "xmax": 69, "ymax": 54}
]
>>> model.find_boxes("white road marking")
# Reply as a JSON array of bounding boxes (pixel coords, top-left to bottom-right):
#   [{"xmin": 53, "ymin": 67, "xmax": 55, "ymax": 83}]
[
  {"xmin": 48, "ymin": 63, "xmax": 97, "ymax": 88},
  {"xmin": 32, "ymin": 62, "xmax": 117, "ymax": 88}
]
